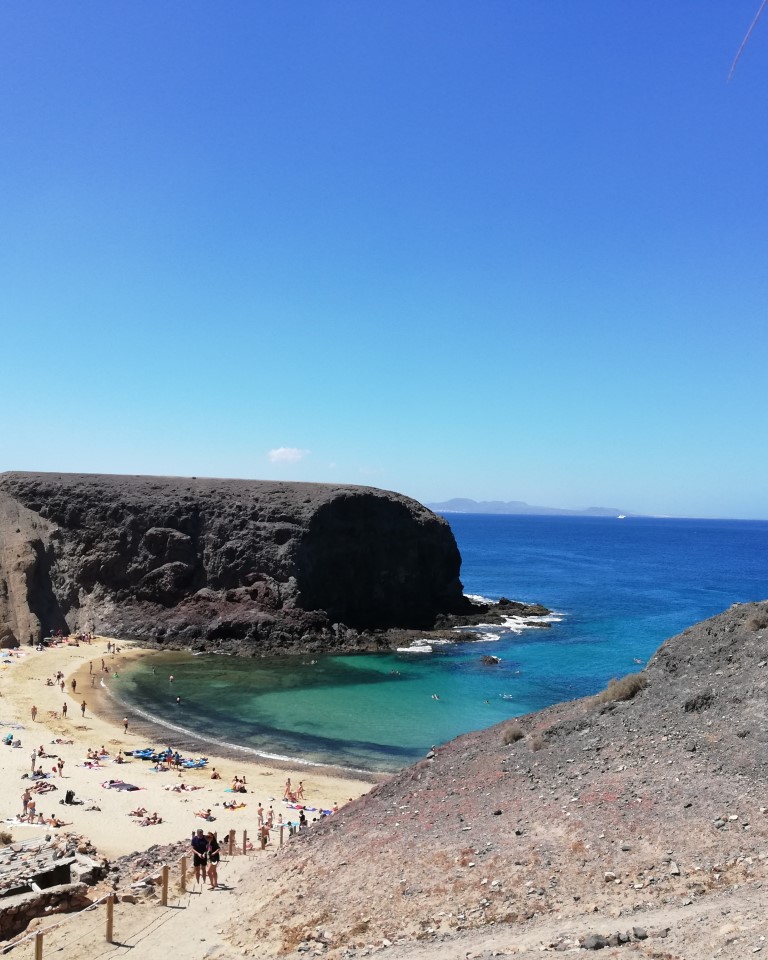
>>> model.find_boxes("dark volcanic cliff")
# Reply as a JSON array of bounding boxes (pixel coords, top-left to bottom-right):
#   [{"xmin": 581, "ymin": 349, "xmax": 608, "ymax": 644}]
[{"xmin": 0, "ymin": 472, "xmax": 470, "ymax": 650}]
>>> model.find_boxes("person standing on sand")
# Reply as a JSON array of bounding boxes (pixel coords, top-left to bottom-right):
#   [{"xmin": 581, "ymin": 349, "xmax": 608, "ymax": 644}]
[
  {"xmin": 31, "ymin": 749, "xmax": 37, "ymax": 773},
  {"xmin": 31, "ymin": 705, "xmax": 38, "ymax": 722},
  {"xmin": 123, "ymin": 718, "xmax": 128, "ymax": 733},
  {"xmin": 89, "ymin": 661, "xmax": 93, "ymax": 674},
  {"xmin": 191, "ymin": 829, "xmax": 208, "ymax": 885},
  {"xmin": 71, "ymin": 678, "xmax": 76, "ymax": 693},
  {"xmin": 62, "ymin": 702, "xmax": 67, "ymax": 718},
  {"xmin": 80, "ymin": 700, "xmax": 86, "ymax": 718}
]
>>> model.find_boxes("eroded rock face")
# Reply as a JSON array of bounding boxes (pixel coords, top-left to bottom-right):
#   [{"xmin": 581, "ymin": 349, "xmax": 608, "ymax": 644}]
[{"xmin": 0, "ymin": 472, "xmax": 469, "ymax": 650}]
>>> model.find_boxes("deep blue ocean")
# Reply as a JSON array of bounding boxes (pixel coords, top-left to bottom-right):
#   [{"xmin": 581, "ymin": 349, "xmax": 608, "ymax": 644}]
[{"xmin": 117, "ymin": 515, "xmax": 768, "ymax": 773}]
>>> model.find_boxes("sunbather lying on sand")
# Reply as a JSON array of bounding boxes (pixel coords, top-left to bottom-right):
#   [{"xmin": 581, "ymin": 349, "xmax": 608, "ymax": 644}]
[
  {"xmin": 129, "ymin": 807, "xmax": 148, "ymax": 817},
  {"xmin": 32, "ymin": 781, "xmax": 57, "ymax": 794},
  {"xmin": 195, "ymin": 808, "xmax": 215, "ymax": 821},
  {"xmin": 138, "ymin": 812, "xmax": 162, "ymax": 825}
]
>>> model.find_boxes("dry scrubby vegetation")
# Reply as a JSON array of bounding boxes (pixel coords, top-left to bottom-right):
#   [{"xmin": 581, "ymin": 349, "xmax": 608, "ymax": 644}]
[
  {"xmin": 593, "ymin": 671, "xmax": 648, "ymax": 705},
  {"xmin": 745, "ymin": 608, "xmax": 768, "ymax": 631},
  {"xmin": 502, "ymin": 722, "xmax": 525, "ymax": 745}
]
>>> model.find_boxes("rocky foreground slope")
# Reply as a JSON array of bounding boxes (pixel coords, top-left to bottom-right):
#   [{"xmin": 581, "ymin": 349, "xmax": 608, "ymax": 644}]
[
  {"xmin": 0, "ymin": 472, "xmax": 471, "ymax": 651},
  {"xmin": 232, "ymin": 601, "xmax": 768, "ymax": 959}
]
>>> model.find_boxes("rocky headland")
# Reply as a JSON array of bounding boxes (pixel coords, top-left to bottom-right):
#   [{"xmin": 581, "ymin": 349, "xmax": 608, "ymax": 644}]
[{"xmin": 0, "ymin": 471, "xmax": 540, "ymax": 654}]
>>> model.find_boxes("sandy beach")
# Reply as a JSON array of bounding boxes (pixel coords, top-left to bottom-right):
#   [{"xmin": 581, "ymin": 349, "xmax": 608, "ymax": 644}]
[{"xmin": 0, "ymin": 638, "xmax": 375, "ymax": 859}]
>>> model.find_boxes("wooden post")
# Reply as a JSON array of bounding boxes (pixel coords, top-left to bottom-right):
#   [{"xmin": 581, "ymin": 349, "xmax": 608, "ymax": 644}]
[
  {"xmin": 180, "ymin": 855, "xmax": 187, "ymax": 892},
  {"xmin": 34, "ymin": 932, "xmax": 43, "ymax": 960},
  {"xmin": 106, "ymin": 893, "xmax": 115, "ymax": 943},
  {"xmin": 260, "ymin": 827, "xmax": 266, "ymax": 851},
  {"xmin": 279, "ymin": 824, "xmax": 284, "ymax": 847},
  {"xmin": 242, "ymin": 830, "xmax": 248, "ymax": 855},
  {"xmin": 161, "ymin": 865, "xmax": 169, "ymax": 906},
  {"xmin": 228, "ymin": 829, "xmax": 235, "ymax": 856}
]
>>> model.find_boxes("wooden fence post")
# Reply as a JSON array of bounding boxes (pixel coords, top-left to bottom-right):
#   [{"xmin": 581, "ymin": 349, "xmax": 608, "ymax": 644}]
[
  {"xmin": 34, "ymin": 932, "xmax": 43, "ymax": 960},
  {"xmin": 106, "ymin": 894, "xmax": 114, "ymax": 943},
  {"xmin": 228, "ymin": 829, "xmax": 235, "ymax": 856},
  {"xmin": 180, "ymin": 855, "xmax": 187, "ymax": 892},
  {"xmin": 161, "ymin": 865, "xmax": 169, "ymax": 906},
  {"xmin": 279, "ymin": 824, "xmax": 284, "ymax": 847},
  {"xmin": 242, "ymin": 830, "xmax": 248, "ymax": 855}
]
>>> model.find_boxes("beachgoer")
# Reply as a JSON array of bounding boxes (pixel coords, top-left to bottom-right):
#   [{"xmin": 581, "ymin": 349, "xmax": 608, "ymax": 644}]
[
  {"xmin": 71, "ymin": 678, "xmax": 76, "ymax": 693},
  {"xmin": 21, "ymin": 788, "xmax": 31, "ymax": 818},
  {"xmin": 296, "ymin": 781, "xmax": 305, "ymax": 800},
  {"xmin": 332, "ymin": 801, "xmax": 339, "ymax": 814},
  {"xmin": 257, "ymin": 802, "xmax": 264, "ymax": 825},
  {"xmin": 31, "ymin": 705, "xmax": 38, "ymax": 722},
  {"xmin": 27, "ymin": 797, "xmax": 36, "ymax": 822},
  {"xmin": 210, "ymin": 768, "xmax": 221, "ymax": 780},
  {"xmin": 80, "ymin": 700, "xmax": 86, "ymax": 717},
  {"xmin": 89, "ymin": 661, "xmax": 93, "ymax": 674},
  {"xmin": 62, "ymin": 702, "xmax": 67, "ymax": 718},
  {"xmin": 169, "ymin": 675, "xmax": 174, "ymax": 683},
  {"xmin": 123, "ymin": 718, "xmax": 128, "ymax": 734},
  {"xmin": 207, "ymin": 832, "xmax": 220, "ymax": 889},
  {"xmin": 31, "ymin": 749, "xmax": 37, "ymax": 773},
  {"xmin": 57, "ymin": 759, "xmax": 64, "ymax": 777},
  {"xmin": 283, "ymin": 777, "xmax": 292, "ymax": 800},
  {"xmin": 191, "ymin": 828, "xmax": 208, "ymax": 884}
]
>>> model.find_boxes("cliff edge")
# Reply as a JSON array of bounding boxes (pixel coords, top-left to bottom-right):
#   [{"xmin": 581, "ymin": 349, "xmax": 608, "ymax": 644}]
[{"xmin": 0, "ymin": 471, "xmax": 469, "ymax": 650}]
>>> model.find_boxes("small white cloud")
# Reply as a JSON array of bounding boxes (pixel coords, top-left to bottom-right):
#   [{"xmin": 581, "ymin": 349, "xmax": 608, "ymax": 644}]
[{"xmin": 268, "ymin": 447, "xmax": 309, "ymax": 464}]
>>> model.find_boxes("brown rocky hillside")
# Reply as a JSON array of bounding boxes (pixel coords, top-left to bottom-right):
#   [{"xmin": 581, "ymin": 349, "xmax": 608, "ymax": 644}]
[{"xmin": 230, "ymin": 601, "xmax": 768, "ymax": 959}]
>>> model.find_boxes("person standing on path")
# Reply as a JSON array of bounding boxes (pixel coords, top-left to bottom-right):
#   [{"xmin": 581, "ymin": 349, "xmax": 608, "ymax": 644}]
[
  {"xmin": 80, "ymin": 700, "xmax": 86, "ymax": 718},
  {"xmin": 190, "ymin": 829, "xmax": 208, "ymax": 886},
  {"xmin": 206, "ymin": 832, "xmax": 220, "ymax": 890},
  {"xmin": 31, "ymin": 705, "xmax": 38, "ymax": 722}
]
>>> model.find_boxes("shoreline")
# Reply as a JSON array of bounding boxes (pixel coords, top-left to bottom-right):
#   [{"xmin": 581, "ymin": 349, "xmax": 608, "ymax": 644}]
[
  {"xmin": 77, "ymin": 653, "xmax": 384, "ymax": 781},
  {"xmin": 0, "ymin": 638, "xmax": 377, "ymax": 858}
]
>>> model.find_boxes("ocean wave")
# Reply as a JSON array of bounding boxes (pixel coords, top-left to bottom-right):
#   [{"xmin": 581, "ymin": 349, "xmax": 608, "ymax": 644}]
[{"xmin": 465, "ymin": 592, "xmax": 494, "ymax": 604}]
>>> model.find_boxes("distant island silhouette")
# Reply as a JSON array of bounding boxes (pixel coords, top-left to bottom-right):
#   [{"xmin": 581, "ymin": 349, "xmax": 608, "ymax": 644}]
[{"xmin": 426, "ymin": 498, "xmax": 639, "ymax": 517}]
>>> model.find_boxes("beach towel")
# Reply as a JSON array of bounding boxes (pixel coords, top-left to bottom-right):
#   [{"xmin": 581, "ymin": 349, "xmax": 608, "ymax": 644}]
[{"xmin": 101, "ymin": 780, "xmax": 141, "ymax": 791}]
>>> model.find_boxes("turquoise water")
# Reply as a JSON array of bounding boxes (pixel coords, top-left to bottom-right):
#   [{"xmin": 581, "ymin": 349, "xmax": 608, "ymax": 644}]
[{"xmin": 115, "ymin": 515, "xmax": 768, "ymax": 772}]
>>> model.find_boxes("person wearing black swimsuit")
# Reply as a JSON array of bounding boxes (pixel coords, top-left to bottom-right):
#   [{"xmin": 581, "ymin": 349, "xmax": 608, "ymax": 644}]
[{"xmin": 207, "ymin": 831, "xmax": 221, "ymax": 889}]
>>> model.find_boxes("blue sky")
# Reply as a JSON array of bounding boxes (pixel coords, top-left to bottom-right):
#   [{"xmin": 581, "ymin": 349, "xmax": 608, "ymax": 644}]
[{"xmin": 2, "ymin": 2, "xmax": 767, "ymax": 518}]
